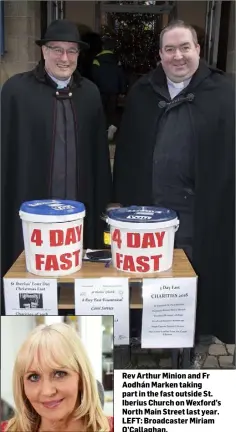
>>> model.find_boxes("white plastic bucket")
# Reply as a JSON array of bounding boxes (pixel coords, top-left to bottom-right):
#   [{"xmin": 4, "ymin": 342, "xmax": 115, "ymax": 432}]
[
  {"xmin": 107, "ymin": 206, "xmax": 179, "ymax": 273},
  {"xmin": 19, "ymin": 200, "xmax": 86, "ymax": 276}
]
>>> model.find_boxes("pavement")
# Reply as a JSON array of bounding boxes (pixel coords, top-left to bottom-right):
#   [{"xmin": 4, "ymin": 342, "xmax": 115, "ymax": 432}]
[
  {"xmin": 115, "ymin": 337, "xmax": 235, "ymax": 370},
  {"xmin": 191, "ymin": 337, "xmax": 235, "ymax": 369}
]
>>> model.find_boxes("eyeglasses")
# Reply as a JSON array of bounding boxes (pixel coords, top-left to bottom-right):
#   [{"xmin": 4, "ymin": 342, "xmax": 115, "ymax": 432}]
[{"xmin": 46, "ymin": 45, "xmax": 79, "ymax": 57}]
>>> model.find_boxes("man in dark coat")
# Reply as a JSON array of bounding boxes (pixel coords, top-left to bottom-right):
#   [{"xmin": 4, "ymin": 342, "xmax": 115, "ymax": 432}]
[
  {"xmin": 1, "ymin": 20, "xmax": 112, "ymax": 313},
  {"xmin": 77, "ymin": 31, "xmax": 103, "ymax": 80},
  {"xmin": 91, "ymin": 36, "xmax": 126, "ymax": 140},
  {"xmin": 113, "ymin": 20, "xmax": 235, "ymax": 347}
]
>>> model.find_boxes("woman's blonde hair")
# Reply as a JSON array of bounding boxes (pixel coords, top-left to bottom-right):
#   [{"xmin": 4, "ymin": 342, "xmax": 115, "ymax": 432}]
[{"xmin": 6, "ymin": 323, "xmax": 110, "ymax": 432}]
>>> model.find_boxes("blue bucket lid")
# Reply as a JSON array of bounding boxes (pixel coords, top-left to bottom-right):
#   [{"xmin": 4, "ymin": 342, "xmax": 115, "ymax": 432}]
[
  {"xmin": 20, "ymin": 200, "xmax": 85, "ymax": 216},
  {"xmin": 108, "ymin": 206, "xmax": 177, "ymax": 223}
]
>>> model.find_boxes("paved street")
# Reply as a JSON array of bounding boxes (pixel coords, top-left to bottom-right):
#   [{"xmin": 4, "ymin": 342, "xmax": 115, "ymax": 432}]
[
  {"xmin": 192, "ymin": 338, "xmax": 235, "ymax": 369},
  {"xmin": 115, "ymin": 338, "xmax": 235, "ymax": 370}
]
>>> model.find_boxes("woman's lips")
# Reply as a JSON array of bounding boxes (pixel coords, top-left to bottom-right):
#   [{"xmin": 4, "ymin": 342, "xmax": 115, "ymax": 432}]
[{"xmin": 42, "ymin": 399, "xmax": 64, "ymax": 409}]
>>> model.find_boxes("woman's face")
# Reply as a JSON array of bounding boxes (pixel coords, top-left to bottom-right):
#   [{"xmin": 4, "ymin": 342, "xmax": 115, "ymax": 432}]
[{"xmin": 23, "ymin": 356, "xmax": 79, "ymax": 423}]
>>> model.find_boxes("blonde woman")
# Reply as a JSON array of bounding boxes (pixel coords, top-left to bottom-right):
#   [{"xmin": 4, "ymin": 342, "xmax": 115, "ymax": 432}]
[{"xmin": 1, "ymin": 323, "xmax": 113, "ymax": 432}]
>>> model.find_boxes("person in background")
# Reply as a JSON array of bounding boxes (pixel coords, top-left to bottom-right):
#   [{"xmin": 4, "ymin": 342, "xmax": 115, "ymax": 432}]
[
  {"xmin": 0, "ymin": 323, "xmax": 113, "ymax": 432},
  {"xmin": 1, "ymin": 20, "xmax": 112, "ymax": 313},
  {"xmin": 77, "ymin": 31, "xmax": 103, "ymax": 80},
  {"xmin": 91, "ymin": 35, "xmax": 126, "ymax": 141},
  {"xmin": 113, "ymin": 20, "xmax": 234, "ymax": 361}
]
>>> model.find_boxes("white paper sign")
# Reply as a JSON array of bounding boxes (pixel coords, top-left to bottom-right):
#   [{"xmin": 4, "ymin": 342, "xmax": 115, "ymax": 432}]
[
  {"xmin": 75, "ymin": 278, "xmax": 129, "ymax": 345},
  {"xmin": 3, "ymin": 278, "xmax": 58, "ymax": 315},
  {"xmin": 141, "ymin": 277, "xmax": 197, "ymax": 348}
]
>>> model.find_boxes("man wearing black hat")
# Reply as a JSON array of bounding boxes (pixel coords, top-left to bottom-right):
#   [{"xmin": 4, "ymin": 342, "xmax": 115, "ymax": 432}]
[{"xmin": 1, "ymin": 20, "xmax": 112, "ymax": 308}]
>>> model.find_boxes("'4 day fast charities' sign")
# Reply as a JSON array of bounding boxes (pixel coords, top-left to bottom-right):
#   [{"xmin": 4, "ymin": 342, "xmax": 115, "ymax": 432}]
[{"xmin": 141, "ymin": 277, "xmax": 197, "ymax": 349}]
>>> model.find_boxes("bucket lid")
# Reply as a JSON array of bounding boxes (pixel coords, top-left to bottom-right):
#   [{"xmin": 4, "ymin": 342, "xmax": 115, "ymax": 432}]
[
  {"xmin": 108, "ymin": 206, "xmax": 177, "ymax": 223},
  {"xmin": 20, "ymin": 200, "xmax": 85, "ymax": 216}
]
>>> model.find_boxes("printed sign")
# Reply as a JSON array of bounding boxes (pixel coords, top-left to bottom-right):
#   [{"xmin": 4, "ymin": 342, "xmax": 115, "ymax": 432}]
[
  {"xmin": 3, "ymin": 278, "xmax": 58, "ymax": 315},
  {"xmin": 141, "ymin": 277, "xmax": 197, "ymax": 348},
  {"xmin": 75, "ymin": 278, "xmax": 129, "ymax": 345}
]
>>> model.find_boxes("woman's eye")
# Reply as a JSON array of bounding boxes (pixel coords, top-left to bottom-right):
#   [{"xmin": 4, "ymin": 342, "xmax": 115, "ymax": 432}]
[
  {"xmin": 28, "ymin": 374, "xmax": 40, "ymax": 382},
  {"xmin": 54, "ymin": 370, "xmax": 67, "ymax": 378}
]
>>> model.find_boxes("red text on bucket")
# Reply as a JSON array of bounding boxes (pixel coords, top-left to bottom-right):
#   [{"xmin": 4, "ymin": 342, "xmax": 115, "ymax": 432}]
[
  {"xmin": 112, "ymin": 229, "xmax": 166, "ymax": 273},
  {"xmin": 116, "ymin": 253, "xmax": 162, "ymax": 272},
  {"xmin": 35, "ymin": 250, "xmax": 81, "ymax": 271},
  {"xmin": 31, "ymin": 225, "xmax": 82, "ymax": 247},
  {"xmin": 112, "ymin": 229, "xmax": 165, "ymax": 249},
  {"xmin": 30, "ymin": 225, "xmax": 82, "ymax": 271}
]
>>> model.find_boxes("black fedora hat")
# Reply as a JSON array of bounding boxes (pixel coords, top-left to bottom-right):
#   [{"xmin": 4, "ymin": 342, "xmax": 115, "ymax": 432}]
[{"xmin": 35, "ymin": 19, "xmax": 89, "ymax": 49}]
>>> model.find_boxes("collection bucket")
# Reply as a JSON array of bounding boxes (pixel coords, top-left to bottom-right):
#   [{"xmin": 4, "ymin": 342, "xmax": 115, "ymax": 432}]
[
  {"xmin": 107, "ymin": 206, "xmax": 179, "ymax": 273},
  {"xmin": 19, "ymin": 199, "xmax": 86, "ymax": 276}
]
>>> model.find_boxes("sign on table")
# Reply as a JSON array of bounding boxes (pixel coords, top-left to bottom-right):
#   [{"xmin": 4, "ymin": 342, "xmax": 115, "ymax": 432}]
[
  {"xmin": 141, "ymin": 277, "xmax": 197, "ymax": 348},
  {"xmin": 3, "ymin": 278, "xmax": 58, "ymax": 315},
  {"xmin": 75, "ymin": 278, "xmax": 129, "ymax": 345}
]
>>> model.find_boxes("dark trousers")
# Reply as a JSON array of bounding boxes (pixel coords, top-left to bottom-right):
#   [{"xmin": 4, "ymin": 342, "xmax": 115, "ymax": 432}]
[{"xmin": 101, "ymin": 93, "xmax": 118, "ymax": 128}]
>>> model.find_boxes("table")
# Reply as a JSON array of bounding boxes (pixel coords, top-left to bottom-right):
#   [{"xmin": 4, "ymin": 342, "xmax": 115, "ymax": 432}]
[{"xmin": 4, "ymin": 249, "xmax": 196, "ymax": 368}]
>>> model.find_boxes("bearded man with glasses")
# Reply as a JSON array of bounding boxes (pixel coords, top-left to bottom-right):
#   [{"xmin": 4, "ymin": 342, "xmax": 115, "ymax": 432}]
[{"xmin": 1, "ymin": 20, "xmax": 112, "ymax": 313}]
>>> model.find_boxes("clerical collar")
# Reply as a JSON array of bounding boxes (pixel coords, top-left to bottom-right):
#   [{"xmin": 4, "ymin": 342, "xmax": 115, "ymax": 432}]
[
  {"xmin": 46, "ymin": 71, "xmax": 71, "ymax": 89},
  {"xmin": 167, "ymin": 76, "xmax": 191, "ymax": 89}
]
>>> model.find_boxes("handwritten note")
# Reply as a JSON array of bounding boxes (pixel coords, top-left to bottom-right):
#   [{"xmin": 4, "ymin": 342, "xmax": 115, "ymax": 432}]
[{"xmin": 75, "ymin": 278, "xmax": 129, "ymax": 345}]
